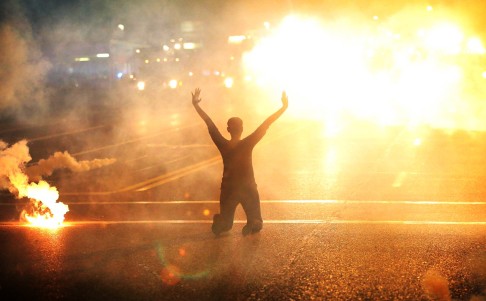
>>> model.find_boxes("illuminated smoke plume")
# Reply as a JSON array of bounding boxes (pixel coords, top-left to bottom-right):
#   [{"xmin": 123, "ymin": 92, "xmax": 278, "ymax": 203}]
[
  {"xmin": 26, "ymin": 151, "xmax": 117, "ymax": 182},
  {"xmin": 0, "ymin": 140, "xmax": 32, "ymax": 195},
  {"xmin": 0, "ymin": 140, "xmax": 115, "ymax": 227},
  {"xmin": 0, "ymin": 139, "xmax": 66, "ymax": 227}
]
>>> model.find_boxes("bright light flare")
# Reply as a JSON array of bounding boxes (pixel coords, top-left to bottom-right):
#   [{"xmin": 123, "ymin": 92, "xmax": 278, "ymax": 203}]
[
  {"xmin": 423, "ymin": 22, "xmax": 464, "ymax": 55},
  {"xmin": 137, "ymin": 81, "xmax": 145, "ymax": 91},
  {"xmin": 168, "ymin": 79, "xmax": 178, "ymax": 89},
  {"xmin": 12, "ymin": 176, "xmax": 69, "ymax": 228},
  {"xmin": 466, "ymin": 37, "xmax": 485, "ymax": 54},
  {"xmin": 243, "ymin": 12, "xmax": 485, "ymax": 130},
  {"xmin": 96, "ymin": 53, "xmax": 110, "ymax": 58},
  {"xmin": 224, "ymin": 77, "xmax": 234, "ymax": 88}
]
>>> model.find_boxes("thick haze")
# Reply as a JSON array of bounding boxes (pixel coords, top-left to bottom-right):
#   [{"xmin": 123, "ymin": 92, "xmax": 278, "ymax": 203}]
[
  {"xmin": 0, "ymin": 0, "xmax": 485, "ymax": 133},
  {"xmin": 3, "ymin": 0, "xmax": 486, "ymax": 180}
]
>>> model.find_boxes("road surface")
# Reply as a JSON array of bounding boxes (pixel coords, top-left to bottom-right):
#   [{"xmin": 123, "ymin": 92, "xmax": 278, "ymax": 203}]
[{"xmin": 1, "ymin": 91, "xmax": 485, "ymax": 300}]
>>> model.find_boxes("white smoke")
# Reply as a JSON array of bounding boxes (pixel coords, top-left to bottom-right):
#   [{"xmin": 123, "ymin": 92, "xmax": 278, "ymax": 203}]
[
  {"xmin": 1, "ymin": 139, "xmax": 115, "ymax": 225},
  {"xmin": 26, "ymin": 151, "xmax": 117, "ymax": 182},
  {"xmin": 0, "ymin": 139, "xmax": 32, "ymax": 196}
]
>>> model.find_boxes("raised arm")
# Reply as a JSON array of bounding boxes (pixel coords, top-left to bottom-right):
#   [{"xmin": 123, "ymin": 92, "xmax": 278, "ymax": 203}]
[
  {"xmin": 192, "ymin": 88, "xmax": 214, "ymax": 127},
  {"xmin": 259, "ymin": 91, "xmax": 288, "ymax": 131},
  {"xmin": 191, "ymin": 88, "xmax": 225, "ymax": 145},
  {"xmin": 247, "ymin": 91, "xmax": 288, "ymax": 143}
]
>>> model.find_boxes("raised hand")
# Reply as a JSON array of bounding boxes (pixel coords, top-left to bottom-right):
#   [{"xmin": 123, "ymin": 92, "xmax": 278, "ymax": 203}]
[
  {"xmin": 281, "ymin": 91, "xmax": 289, "ymax": 108},
  {"xmin": 192, "ymin": 88, "xmax": 202, "ymax": 105}
]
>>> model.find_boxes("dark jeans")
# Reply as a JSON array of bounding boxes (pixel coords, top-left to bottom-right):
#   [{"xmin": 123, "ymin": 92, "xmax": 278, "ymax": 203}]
[{"xmin": 212, "ymin": 183, "xmax": 263, "ymax": 234}]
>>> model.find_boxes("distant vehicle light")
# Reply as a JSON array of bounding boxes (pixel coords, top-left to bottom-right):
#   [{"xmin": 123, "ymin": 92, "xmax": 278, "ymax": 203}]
[
  {"xmin": 168, "ymin": 79, "xmax": 178, "ymax": 89},
  {"xmin": 137, "ymin": 81, "xmax": 145, "ymax": 91},
  {"xmin": 228, "ymin": 35, "xmax": 246, "ymax": 44},
  {"xmin": 224, "ymin": 77, "xmax": 234, "ymax": 88},
  {"xmin": 96, "ymin": 53, "xmax": 110, "ymax": 58},
  {"xmin": 183, "ymin": 42, "xmax": 197, "ymax": 50}
]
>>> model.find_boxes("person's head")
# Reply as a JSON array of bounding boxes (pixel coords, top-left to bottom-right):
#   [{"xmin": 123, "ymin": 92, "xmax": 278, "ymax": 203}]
[{"xmin": 227, "ymin": 117, "xmax": 243, "ymax": 139}]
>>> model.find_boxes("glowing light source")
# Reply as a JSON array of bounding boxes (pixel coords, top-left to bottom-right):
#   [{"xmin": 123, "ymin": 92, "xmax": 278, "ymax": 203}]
[
  {"xmin": 183, "ymin": 42, "xmax": 197, "ymax": 49},
  {"xmin": 243, "ymin": 13, "xmax": 483, "ymax": 130},
  {"xmin": 96, "ymin": 53, "xmax": 110, "ymax": 58},
  {"xmin": 118, "ymin": 24, "xmax": 124, "ymax": 31},
  {"xmin": 20, "ymin": 181, "xmax": 69, "ymax": 228},
  {"xmin": 174, "ymin": 43, "xmax": 181, "ymax": 50},
  {"xmin": 424, "ymin": 23, "xmax": 464, "ymax": 55},
  {"xmin": 168, "ymin": 79, "xmax": 178, "ymax": 89},
  {"xmin": 228, "ymin": 35, "xmax": 246, "ymax": 44},
  {"xmin": 74, "ymin": 57, "xmax": 90, "ymax": 62},
  {"xmin": 137, "ymin": 81, "xmax": 145, "ymax": 91},
  {"xmin": 224, "ymin": 77, "xmax": 234, "ymax": 88},
  {"xmin": 466, "ymin": 37, "xmax": 485, "ymax": 54}
]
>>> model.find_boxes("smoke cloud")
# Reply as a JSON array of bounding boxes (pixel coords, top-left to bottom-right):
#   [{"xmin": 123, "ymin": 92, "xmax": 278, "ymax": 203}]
[
  {"xmin": 26, "ymin": 151, "xmax": 117, "ymax": 182},
  {"xmin": 1, "ymin": 139, "xmax": 115, "ymax": 215},
  {"xmin": 0, "ymin": 0, "xmax": 51, "ymax": 121},
  {"xmin": 0, "ymin": 140, "xmax": 32, "ymax": 196},
  {"xmin": 0, "ymin": 24, "xmax": 50, "ymax": 114}
]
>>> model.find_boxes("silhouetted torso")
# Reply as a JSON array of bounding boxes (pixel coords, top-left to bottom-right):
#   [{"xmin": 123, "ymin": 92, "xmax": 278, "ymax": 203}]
[{"xmin": 207, "ymin": 124, "xmax": 266, "ymax": 188}]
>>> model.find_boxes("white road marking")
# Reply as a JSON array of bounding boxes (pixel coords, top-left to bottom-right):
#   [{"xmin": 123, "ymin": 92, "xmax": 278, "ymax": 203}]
[{"xmin": 1, "ymin": 219, "xmax": 486, "ymax": 227}]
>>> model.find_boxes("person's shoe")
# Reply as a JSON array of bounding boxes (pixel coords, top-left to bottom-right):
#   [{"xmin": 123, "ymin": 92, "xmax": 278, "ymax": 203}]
[
  {"xmin": 242, "ymin": 220, "xmax": 263, "ymax": 236},
  {"xmin": 212, "ymin": 214, "xmax": 232, "ymax": 235}
]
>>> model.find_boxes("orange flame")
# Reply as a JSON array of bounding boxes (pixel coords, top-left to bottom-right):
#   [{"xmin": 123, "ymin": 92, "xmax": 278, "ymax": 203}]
[{"xmin": 10, "ymin": 172, "xmax": 69, "ymax": 228}]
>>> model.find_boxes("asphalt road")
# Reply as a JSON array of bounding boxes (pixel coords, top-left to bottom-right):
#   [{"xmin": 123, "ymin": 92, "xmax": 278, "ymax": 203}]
[
  {"xmin": 1, "ymin": 89, "xmax": 486, "ymax": 300},
  {"xmin": 0, "ymin": 223, "xmax": 485, "ymax": 300}
]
